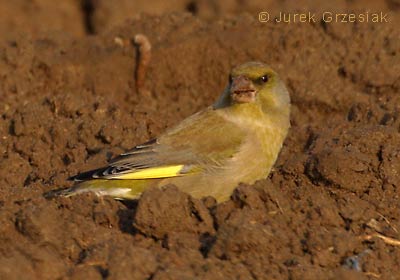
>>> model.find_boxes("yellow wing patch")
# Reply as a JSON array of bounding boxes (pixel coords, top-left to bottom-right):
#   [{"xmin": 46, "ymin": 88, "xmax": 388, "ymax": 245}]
[{"xmin": 111, "ymin": 165, "xmax": 185, "ymax": 180}]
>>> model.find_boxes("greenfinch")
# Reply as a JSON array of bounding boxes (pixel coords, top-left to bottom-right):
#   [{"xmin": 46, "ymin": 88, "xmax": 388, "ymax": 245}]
[{"xmin": 53, "ymin": 62, "xmax": 290, "ymax": 202}]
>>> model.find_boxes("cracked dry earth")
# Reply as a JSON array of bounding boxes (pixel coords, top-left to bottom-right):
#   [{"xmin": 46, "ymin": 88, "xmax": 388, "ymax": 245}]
[{"xmin": 1, "ymin": 1, "xmax": 400, "ymax": 279}]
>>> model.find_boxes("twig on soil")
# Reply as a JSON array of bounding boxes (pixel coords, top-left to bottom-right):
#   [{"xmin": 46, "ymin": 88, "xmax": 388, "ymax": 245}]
[
  {"xmin": 275, "ymin": 198, "xmax": 284, "ymax": 214},
  {"xmin": 364, "ymin": 232, "xmax": 400, "ymax": 246},
  {"xmin": 78, "ymin": 261, "xmax": 107, "ymax": 267},
  {"xmin": 377, "ymin": 212, "xmax": 398, "ymax": 233},
  {"xmin": 133, "ymin": 34, "xmax": 151, "ymax": 94},
  {"xmin": 364, "ymin": 272, "xmax": 381, "ymax": 278}
]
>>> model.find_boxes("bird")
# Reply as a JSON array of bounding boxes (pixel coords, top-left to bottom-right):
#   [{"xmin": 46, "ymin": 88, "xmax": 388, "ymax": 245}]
[{"xmin": 49, "ymin": 61, "xmax": 291, "ymax": 203}]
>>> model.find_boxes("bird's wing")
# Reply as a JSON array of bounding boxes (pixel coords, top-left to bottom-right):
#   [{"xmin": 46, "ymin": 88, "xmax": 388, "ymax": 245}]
[{"xmin": 73, "ymin": 108, "xmax": 247, "ymax": 181}]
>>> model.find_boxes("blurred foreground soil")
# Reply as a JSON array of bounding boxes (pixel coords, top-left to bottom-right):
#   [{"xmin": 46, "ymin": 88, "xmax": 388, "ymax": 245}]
[{"xmin": 0, "ymin": 0, "xmax": 400, "ymax": 279}]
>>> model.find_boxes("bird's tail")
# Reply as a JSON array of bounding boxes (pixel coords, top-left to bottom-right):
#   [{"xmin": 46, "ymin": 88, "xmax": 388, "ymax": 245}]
[
  {"xmin": 43, "ymin": 185, "xmax": 89, "ymax": 199},
  {"xmin": 44, "ymin": 179, "xmax": 152, "ymax": 200}
]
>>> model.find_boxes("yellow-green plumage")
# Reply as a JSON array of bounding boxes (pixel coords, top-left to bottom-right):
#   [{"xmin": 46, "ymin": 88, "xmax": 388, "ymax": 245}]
[{"xmin": 55, "ymin": 62, "xmax": 290, "ymax": 202}]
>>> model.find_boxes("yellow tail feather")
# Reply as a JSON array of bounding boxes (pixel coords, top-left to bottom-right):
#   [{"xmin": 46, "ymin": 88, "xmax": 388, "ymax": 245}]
[{"xmin": 110, "ymin": 165, "xmax": 185, "ymax": 179}]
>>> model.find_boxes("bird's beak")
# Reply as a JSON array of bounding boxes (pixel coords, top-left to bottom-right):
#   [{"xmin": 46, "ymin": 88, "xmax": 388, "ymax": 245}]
[{"xmin": 230, "ymin": 75, "xmax": 256, "ymax": 103}]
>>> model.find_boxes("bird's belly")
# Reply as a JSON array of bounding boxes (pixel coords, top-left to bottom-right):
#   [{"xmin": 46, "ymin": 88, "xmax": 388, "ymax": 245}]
[{"xmin": 162, "ymin": 133, "xmax": 283, "ymax": 202}]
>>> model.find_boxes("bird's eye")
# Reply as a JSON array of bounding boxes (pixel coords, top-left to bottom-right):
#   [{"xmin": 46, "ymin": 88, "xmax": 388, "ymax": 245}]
[{"xmin": 260, "ymin": 75, "xmax": 269, "ymax": 83}]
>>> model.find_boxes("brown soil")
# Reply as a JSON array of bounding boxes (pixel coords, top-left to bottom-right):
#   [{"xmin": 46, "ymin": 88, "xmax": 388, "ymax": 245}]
[{"xmin": 1, "ymin": 1, "xmax": 400, "ymax": 279}]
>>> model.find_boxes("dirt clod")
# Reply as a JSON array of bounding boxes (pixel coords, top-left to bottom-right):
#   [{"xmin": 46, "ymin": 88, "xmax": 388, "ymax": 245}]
[{"xmin": 1, "ymin": 1, "xmax": 400, "ymax": 279}]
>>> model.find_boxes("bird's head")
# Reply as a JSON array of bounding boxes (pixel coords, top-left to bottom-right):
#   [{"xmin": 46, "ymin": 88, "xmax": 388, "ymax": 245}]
[{"xmin": 215, "ymin": 62, "xmax": 290, "ymax": 114}]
